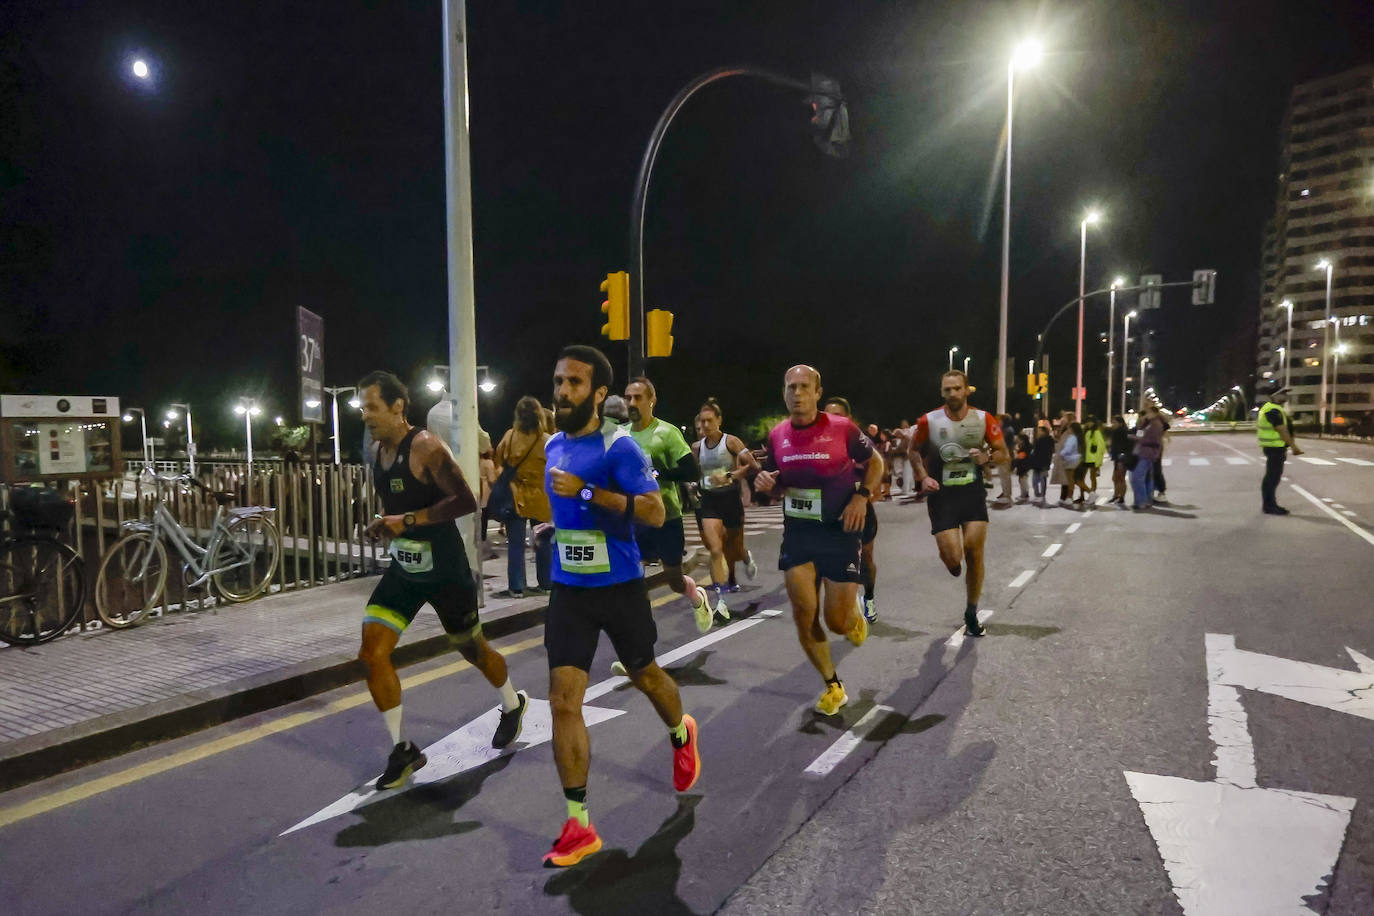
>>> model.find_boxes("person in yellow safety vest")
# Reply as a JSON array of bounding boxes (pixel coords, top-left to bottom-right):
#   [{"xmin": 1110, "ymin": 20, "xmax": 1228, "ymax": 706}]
[
  {"xmin": 1256, "ymin": 384, "xmax": 1304, "ymax": 515},
  {"xmin": 1081, "ymin": 416, "xmax": 1106, "ymax": 499}
]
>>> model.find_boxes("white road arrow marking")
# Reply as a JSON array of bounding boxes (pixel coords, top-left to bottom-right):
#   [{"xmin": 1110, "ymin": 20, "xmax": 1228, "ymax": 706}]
[
  {"xmin": 1126, "ymin": 633, "xmax": 1367, "ymax": 914},
  {"xmin": 282, "ymin": 609, "xmax": 786, "ymax": 835}
]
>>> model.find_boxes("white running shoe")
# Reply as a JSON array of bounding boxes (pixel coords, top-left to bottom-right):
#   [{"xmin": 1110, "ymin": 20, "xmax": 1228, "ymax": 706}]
[
  {"xmin": 686, "ymin": 576, "xmax": 712, "ymax": 633},
  {"xmin": 610, "ymin": 660, "xmax": 628, "ymax": 677},
  {"xmin": 744, "ymin": 550, "xmax": 757, "ymax": 581},
  {"xmin": 713, "ymin": 596, "xmax": 731, "ymax": 625}
]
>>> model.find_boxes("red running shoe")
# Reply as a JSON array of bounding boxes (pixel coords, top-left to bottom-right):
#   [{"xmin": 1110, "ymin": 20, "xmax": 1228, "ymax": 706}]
[
  {"xmin": 672, "ymin": 714, "xmax": 701, "ymax": 791},
  {"xmin": 543, "ymin": 817, "xmax": 602, "ymax": 868}
]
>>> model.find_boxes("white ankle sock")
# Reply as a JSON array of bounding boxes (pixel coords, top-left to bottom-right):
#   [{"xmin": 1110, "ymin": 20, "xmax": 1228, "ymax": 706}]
[
  {"xmin": 382, "ymin": 705, "xmax": 403, "ymax": 745},
  {"xmin": 498, "ymin": 678, "xmax": 520, "ymax": 712}
]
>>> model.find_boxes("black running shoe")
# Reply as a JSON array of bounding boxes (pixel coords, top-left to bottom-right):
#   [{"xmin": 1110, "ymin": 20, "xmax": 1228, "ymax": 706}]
[
  {"xmin": 963, "ymin": 608, "xmax": 986, "ymax": 637},
  {"xmin": 377, "ymin": 740, "xmax": 427, "ymax": 790},
  {"xmin": 1263, "ymin": 505, "xmax": 1291, "ymax": 515},
  {"xmin": 492, "ymin": 690, "xmax": 529, "ymax": 749}
]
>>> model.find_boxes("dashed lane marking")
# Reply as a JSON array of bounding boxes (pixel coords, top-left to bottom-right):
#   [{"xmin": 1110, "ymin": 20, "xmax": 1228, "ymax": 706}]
[
  {"xmin": 946, "ymin": 609, "xmax": 993, "ymax": 648},
  {"xmin": 1188, "ymin": 457, "xmax": 1211, "ymax": 466},
  {"xmin": 1343, "ymin": 511, "xmax": 1358, "ymax": 517},
  {"xmin": 1298, "ymin": 456, "xmax": 1337, "ymax": 466},
  {"xmin": 804, "ymin": 704, "xmax": 896, "ymax": 776},
  {"xmin": 1009, "ymin": 570, "xmax": 1035, "ymax": 588},
  {"xmin": 1224, "ymin": 456, "xmax": 1251, "ymax": 465},
  {"xmin": 1291, "ymin": 484, "xmax": 1374, "ymax": 548},
  {"xmin": 1065, "ymin": 523, "xmax": 1081, "ymax": 534},
  {"xmin": 1042, "ymin": 543, "xmax": 1062, "ymax": 558}
]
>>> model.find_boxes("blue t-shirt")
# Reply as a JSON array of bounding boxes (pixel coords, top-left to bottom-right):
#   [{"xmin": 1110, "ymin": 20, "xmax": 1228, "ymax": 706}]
[{"xmin": 545, "ymin": 425, "xmax": 660, "ymax": 587}]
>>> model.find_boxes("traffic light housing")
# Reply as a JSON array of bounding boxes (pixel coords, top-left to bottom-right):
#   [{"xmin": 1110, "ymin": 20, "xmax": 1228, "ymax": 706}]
[
  {"xmin": 600, "ymin": 271, "xmax": 630, "ymax": 341},
  {"xmin": 1028, "ymin": 372, "xmax": 1048, "ymax": 397},
  {"xmin": 646, "ymin": 309, "xmax": 674, "ymax": 358}
]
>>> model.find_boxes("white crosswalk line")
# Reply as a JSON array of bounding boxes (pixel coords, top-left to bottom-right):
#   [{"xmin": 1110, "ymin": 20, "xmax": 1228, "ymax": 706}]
[
  {"xmin": 1009, "ymin": 570, "xmax": 1034, "ymax": 588},
  {"xmin": 1225, "ymin": 456, "xmax": 1250, "ymax": 465},
  {"xmin": 1162, "ymin": 458, "xmax": 1173, "ymax": 467},
  {"xmin": 1188, "ymin": 457, "xmax": 1210, "ymax": 466},
  {"xmin": 1298, "ymin": 456, "xmax": 1337, "ymax": 466},
  {"xmin": 1336, "ymin": 457, "xmax": 1374, "ymax": 467}
]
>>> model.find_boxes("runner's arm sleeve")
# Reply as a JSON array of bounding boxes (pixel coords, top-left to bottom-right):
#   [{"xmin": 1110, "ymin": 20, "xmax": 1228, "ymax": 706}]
[{"xmin": 653, "ymin": 449, "xmax": 699, "ymax": 483}]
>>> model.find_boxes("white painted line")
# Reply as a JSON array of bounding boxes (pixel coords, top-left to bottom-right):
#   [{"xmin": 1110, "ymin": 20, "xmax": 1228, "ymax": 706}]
[
  {"xmin": 1336, "ymin": 457, "xmax": 1374, "ymax": 467},
  {"xmin": 1331, "ymin": 503, "xmax": 1346, "ymax": 509},
  {"xmin": 1041, "ymin": 543, "xmax": 1062, "ymax": 558},
  {"xmin": 1224, "ymin": 456, "xmax": 1250, "ymax": 465},
  {"xmin": 1297, "ymin": 456, "xmax": 1337, "ymax": 466},
  {"xmin": 945, "ymin": 609, "xmax": 993, "ymax": 648},
  {"xmin": 1162, "ymin": 458, "xmax": 1173, "ymax": 467},
  {"xmin": 1322, "ymin": 497, "xmax": 1334, "ymax": 503},
  {"xmin": 1348, "ymin": 648, "xmax": 1374, "ymax": 675},
  {"xmin": 1205, "ymin": 634, "xmax": 1256, "ymax": 787},
  {"xmin": 803, "ymin": 703, "xmax": 895, "ymax": 776},
  {"xmin": 1343, "ymin": 510, "xmax": 1357, "ymax": 517},
  {"xmin": 1212, "ymin": 630, "xmax": 1374, "ymax": 720},
  {"xmin": 1065, "ymin": 522, "xmax": 1081, "ymax": 534},
  {"xmin": 1291, "ymin": 484, "xmax": 1374, "ymax": 548},
  {"xmin": 1008, "ymin": 569, "xmax": 1034, "ymax": 588},
  {"xmin": 1213, "ymin": 439, "xmax": 1254, "ymax": 460},
  {"xmin": 1096, "ymin": 495, "xmax": 1113, "ymax": 506},
  {"xmin": 1188, "ymin": 457, "xmax": 1210, "ymax": 466}
]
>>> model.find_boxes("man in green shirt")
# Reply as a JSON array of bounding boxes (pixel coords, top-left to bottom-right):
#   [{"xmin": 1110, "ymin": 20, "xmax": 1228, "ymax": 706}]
[{"xmin": 625, "ymin": 377, "xmax": 715, "ymax": 633}]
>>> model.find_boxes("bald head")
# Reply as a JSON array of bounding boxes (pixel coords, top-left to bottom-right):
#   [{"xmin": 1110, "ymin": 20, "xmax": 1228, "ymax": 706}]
[
  {"xmin": 783, "ymin": 364, "xmax": 822, "ymax": 423},
  {"xmin": 785, "ymin": 364, "xmax": 821, "ymax": 388}
]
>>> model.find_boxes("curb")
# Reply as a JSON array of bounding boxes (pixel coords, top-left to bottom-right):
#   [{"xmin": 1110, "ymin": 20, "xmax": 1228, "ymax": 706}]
[{"xmin": 0, "ymin": 570, "xmax": 669, "ymax": 793}]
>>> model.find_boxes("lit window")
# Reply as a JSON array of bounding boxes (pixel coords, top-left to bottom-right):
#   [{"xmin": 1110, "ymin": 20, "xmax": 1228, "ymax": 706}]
[{"xmin": 1300, "ymin": 188, "xmax": 1310, "ymax": 197}]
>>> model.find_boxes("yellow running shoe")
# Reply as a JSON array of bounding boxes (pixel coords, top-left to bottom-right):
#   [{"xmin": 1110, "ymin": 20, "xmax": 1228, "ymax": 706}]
[
  {"xmin": 815, "ymin": 681, "xmax": 848, "ymax": 716},
  {"xmin": 846, "ymin": 609, "xmax": 868, "ymax": 646}
]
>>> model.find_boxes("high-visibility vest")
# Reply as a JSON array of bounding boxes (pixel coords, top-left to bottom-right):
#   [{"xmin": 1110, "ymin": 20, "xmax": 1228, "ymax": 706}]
[{"xmin": 1256, "ymin": 401, "xmax": 1288, "ymax": 448}]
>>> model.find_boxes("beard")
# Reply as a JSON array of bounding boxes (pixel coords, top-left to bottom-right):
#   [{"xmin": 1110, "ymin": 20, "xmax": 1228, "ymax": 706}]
[
  {"xmin": 627, "ymin": 406, "xmax": 642, "ymax": 423},
  {"xmin": 945, "ymin": 396, "xmax": 966, "ymax": 412},
  {"xmin": 554, "ymin": 395, "xmax": 598, "ymax": 433}
]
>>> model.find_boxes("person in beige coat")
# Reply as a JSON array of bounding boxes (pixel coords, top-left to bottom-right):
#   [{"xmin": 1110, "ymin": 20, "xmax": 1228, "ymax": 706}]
[{"xmin": 492, "ymin": 396, "xmax": 552, "ymax": 597}]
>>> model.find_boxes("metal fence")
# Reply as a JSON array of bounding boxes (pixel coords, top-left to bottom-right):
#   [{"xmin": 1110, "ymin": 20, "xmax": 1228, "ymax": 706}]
[{"xmin": 1, "ymin": 462, "xmax": 387, "ymax": 632}]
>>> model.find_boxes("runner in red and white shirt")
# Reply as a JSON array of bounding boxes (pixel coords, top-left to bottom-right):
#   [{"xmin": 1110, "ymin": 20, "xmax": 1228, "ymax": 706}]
[{"xmin": 907, "ymin": 369, "xmax": 1009, "ymax": 637}]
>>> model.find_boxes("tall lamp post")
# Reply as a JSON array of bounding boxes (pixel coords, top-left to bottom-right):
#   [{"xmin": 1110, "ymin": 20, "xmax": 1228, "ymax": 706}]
[
  {"xmin": 1121, "ymin": 310, "xmax": 1138, "ymax": 416},
  {"xmin": 1138, "ymin": 358, "xmax": 1150, "ymax": 413},
  {"xmin": 1105, "ymin": 277, "xmax": 1125, "ymax": 419},
  {"xmin": 963, "ymin": 355, "xmax": 971, "ymax": 377},
  {"xmin": 948, "ymin": 346, "xmax": 959, "ymax": 371},
  {"xmin": 166, "ymin": 403, "xmax": 196, "ymax": 475},
  {"xmin": 121, "ymin": 408, "xmax": 151, "ymax": 467},
  {"xmin": 233, "ymin": 398, "xmax": 262, "ymax": 503},
  {"xmin": 1316, "ymin": 259, "xmax": 1334, "ymax": 431},
  {"xmin": 1074, "ymin": 209, "xmax": 1101, "ymax": 420},
  {"xmin": 1280, "ymin": 299, "xmax": 1294, "ymax": 391},
  {"xmin": 996, "ymin": 38, "xmax": 1043, "ymax": 416},
  {"xmin": 323, "ymin": 386, "xmax": 361, "ymax": 466}
]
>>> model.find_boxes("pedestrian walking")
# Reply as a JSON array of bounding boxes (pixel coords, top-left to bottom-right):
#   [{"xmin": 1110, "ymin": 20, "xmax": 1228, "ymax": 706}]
[
  {"xmin": 492, "ymin": 396, "xmax": 552, "ymax": 598},
  {"xmin": 1012, "ymin": 433, "xmax": 1032, "ymax": 502},
  {"xmin": 1054, "ymin": 418, "xmax": 1083, "ymax": 508},
  {"xmin": 995, "ymin": 413, "xmax": 1018, "ymax": 503},
  {"xmin": 1256, "ymin": 384, "xmax": 1303, "ymax": 514},
  {"xmin": 890, "ymin": 420, "xmax": 912, "ymax": 496},
  {"xmin": 1082, "ymin": 416, "xmax": 1105, "ymax": 499},
  {"xmin": 1107, "ymin": 414, "xmax": 1131, "ymax": 505},
  {"xmin": 1030, "ymin": 425, "xmax": 1053, "ymax": 504},
  {"xmin": 1130, "ymin": 406, "xmax": 1166, "ymax": 510}
]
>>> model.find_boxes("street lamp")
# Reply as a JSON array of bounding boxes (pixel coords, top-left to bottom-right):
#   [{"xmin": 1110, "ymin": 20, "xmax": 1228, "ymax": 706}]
[
  {"xmin": 428, "ymin": 364, "xmax": 497, "ymax": 396},
  {"xmin": 1138, "ymin": 358, "xmax": 1150, "ymax": 413},
  {"xmin": 1121, "ymin": 310, "xmax": 1138, "ymax": 416},
  {"xmin": 996, "ymin": 37, "xmax": 1043, "ymax": 416},
  {"xmin": 132, "ymin": 59, "xmax": 149, "ymax": 80},
  {"xmin": 1316, "ymin": 259, "xmax": 1334, "ymax": 431},
  {"xmin": 1106, "ymin": 276, "xmax": 1125, "ymax": 419},
  {"xmin": 323, "ymin": 385, "xmax": 359, "ymax": 466},
  {"xmin": 233, "ymin": 397, "xmax": 263, "ymax": 503},
  {"xmin": 121, "ymin": 408, "xmax": 152, "ymax": 466},
  {"xmin": 1276, "ymin": 346, "xmax": 1286, "ymax": 389},
  {"xmin": 963, "ymin": 355, "xmax": 971, "ymax": 377},
  {"xmin": 165, "ymin": 403, "xmax": 196, "ymax": 475},
  {"xmin": 948, "ymin": 346, "xmax": 959, "ymax": 371},
  {"xmin": 1074, "ymin": 209, "xmax": 1101, "ymax": 420},
  {"xmin": 1279, "ymin": 299, "xmax": 1294, "ymax": 390}
]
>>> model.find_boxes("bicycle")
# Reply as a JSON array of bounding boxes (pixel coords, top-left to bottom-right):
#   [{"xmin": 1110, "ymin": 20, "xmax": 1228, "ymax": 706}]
[
  {"xmin": 94, "ymin": 471, "xmax": 281, "ymax": 628},
  {"xmin": 0, "ymin": 488, "xmax": 86, "ymax": 646}
]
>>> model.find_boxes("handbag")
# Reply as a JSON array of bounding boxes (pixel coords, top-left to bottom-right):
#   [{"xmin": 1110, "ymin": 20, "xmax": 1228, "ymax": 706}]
[{"xmin": 489, "ymin": 436, "xmax": 537, "ymax": 523}]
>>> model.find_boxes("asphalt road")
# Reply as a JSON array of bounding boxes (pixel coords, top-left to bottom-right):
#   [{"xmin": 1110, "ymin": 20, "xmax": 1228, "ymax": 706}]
[{"xmin": 2, "ymin": 433, "xmax": 1371, "ymax": 915}]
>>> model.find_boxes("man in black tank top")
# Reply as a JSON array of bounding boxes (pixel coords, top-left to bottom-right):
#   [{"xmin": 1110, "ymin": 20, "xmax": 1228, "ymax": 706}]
[{"xmin": 357, "ymin": 371, "xmax": 528, "ymax": 791}]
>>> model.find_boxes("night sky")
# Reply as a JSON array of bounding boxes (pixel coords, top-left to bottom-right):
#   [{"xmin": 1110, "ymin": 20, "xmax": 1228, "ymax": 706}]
[{"xmin": 3, "ymin": 0, "xmax": 1372, "ymax": 452}]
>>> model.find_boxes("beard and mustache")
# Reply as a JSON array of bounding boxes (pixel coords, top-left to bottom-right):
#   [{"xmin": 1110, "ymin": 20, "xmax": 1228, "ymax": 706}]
[{"xmin": 554, "ymin": 394, "xmax": 599, "ymax": 433}]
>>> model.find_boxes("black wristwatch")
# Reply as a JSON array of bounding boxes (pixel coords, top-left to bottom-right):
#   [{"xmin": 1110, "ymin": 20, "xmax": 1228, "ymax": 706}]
[
  {"xmin": 402, "ymin": 512, "xmax": 417, "ymax": 528},
  {"xmin": 854, "ymin": 485, "xmax": 871, "ymax": 499}
]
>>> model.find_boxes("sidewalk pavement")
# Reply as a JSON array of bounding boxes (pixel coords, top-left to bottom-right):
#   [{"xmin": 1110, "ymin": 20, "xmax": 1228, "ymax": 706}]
[{"xmin": 0, "ymin": 544, "xmax": 560, "ymax": 793}]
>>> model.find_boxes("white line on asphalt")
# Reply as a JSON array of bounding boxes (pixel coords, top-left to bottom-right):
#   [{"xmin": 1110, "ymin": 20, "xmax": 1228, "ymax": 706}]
[
  {"xmin": 1337, "ymin": 457, "xmax": 1374, "ymax": 467},
  {"xmin": 1213, "ymin": 439, "xmax": 1259, "ymax": 462},
  {"xmin": 1042, "ymin": 543, "xmax": 1062, "ymax": 558},
  {"xmin": 945, "ymin": 609, "xmax": 993, "ymax": 648},
  {"xmin": 1188, "ymin": 457, "xmax": 1210, "ymax": 466},
  {"xmin": 1322, "ymin": 497, "xmax": 1334, "ymax": 503},
  {"xmin": 1009, "ymin": 570, "xmax": 1035, "ymax": 588},
  {"xmin": 1224, "ymin": 456, "xmax": 1250, "ymax": 465},
  {"xmin": 1291, "ymin": 484, "xmax": 1374, "ymax": 548},
  {"xmin": 1343, "ymin": 510, "xmax": 1358, "ymax": 517},
  {"xmin": 1162, "ymin": 458, "xmax": 1173, "ymax": 467},
  {"xmin": 1332, "ymin": 503, "xmax": 1347, "ymax": 509},
  {"xmin": 1065, "ymin": 523, "xmax": 1081, "ymax": 534},
  {"xmin": 1298, "ymin": 456, "xmax": 1337, "ymax": 466},
  {"xmin": 803, "ymin": 704, "xmax": 896, "ymax": 776},
  {"xmin": 1096, "ymin": 495, "xmax": 1113, "ymax": 506}
]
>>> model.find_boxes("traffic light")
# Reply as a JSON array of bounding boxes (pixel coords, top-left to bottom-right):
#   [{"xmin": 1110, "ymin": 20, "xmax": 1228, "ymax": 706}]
[
  {"xmin": 1027, "ymin": 374, "xmax": 1039, "ymax": 396},
  {"xmin": 646, "ymin": 309, "xmax": 674, "ymax": 358},
  {"xmin": 600, "ymin": 271, "xmax": 630, "ymax": 341}
]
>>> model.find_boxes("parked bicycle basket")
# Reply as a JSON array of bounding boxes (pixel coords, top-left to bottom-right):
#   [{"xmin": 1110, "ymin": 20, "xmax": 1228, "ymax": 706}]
[{"xmin": 9, "ymin": 486, "xmax": 74, "ymax": 531}]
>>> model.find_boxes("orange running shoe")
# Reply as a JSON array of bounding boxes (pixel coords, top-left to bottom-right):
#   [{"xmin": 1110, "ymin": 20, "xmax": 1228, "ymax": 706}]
[
  {"xmin": 672, "ymin": 714, "xmax": 701, "ymax": 791},
  {"xmin": 542, "ymin": 817, "xmax": 602, "ymax": 868}
]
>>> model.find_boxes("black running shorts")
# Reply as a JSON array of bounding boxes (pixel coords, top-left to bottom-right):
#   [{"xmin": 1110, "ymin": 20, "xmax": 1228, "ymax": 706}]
[
  {"xmin": 927, "ymin": 482, "xmax": 989, "ymax": 535},
  {"xmin": 545, "ymin": 578, "xmax": 657, "ymax": 673},
  {"xmin": 364, "ymin": 567, "xmax": 480, "ymax": 636},
  {"xmin": 695, "ymin": 489, "xmax": 745, "ymax": 529},
  {"xmin": 778, "ymin": 522, "xmax": 862, "ymax": 583},
  {"xmin": 635, "ymin": 516, "xmax": 687, "ymax": 566},
  {"xmin": 862, "ymin": 501, "xmax": 878, "ymax": 545}
]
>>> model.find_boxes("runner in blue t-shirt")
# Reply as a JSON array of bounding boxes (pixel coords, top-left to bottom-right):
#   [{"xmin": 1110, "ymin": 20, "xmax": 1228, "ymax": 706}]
[{"xmin": 539, "ymin": 345, "xmax": 702, "ymax": 869}]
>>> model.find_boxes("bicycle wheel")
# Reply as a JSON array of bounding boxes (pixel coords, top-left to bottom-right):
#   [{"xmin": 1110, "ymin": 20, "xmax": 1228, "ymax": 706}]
[
  {"xmin": 210, "ymin": 515, "xmax": 281, "ymax": 601},
  {"xmin": 0, "ymin": 537, "xmax": 86, "ymax": 646},
  {"xmin": 95, "ymin": 531, "xmax": 167, "ymax": 628}
]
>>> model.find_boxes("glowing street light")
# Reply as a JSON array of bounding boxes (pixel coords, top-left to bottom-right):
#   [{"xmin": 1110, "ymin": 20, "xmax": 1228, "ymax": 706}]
[
  {"xmin": 995, "ymin": 37, "xmax": 1045, "ymax": 416},
  {"xmin": 429, "ymin": 364, "xmax": 497, "ymax": 396},
  {"xmin": 1279, "ymin": 298, "xmax": 1294, "ymax": 390},
  {"xmin": 1138, "ymin": 357, "xmax": 1151, "ymax": 413},
  {"xmin": 948, "ymin": 346, "xmax": 959, "ymax": 371},
  {"xmin": 1121, "ymin": 310, "xmax": 1138, "ymax": 417},
  {"xmin": 234, "ymin": 398, "xmax": 262, "ymax": 503},
  {"xmin": 1106, "ymin": 276, "xmax": 1126, "ymax": 418},
  {"xmin": 165, "ymin": 402, "xmax": 196, "ymax": 474},
  {"xmin": 1316, "ymin": 259, "xmax": 1335, "ymax": 431},
  {"xmin": 1074, "ymin": 208, "xmax": 1102, "ymax": 420},
  {"xmin": 963, "ymin": 355, "xmax": 971, "ymax": 377},
  {"xmin": 122, "ymin": 407, "xmax": 152, "ymax": 466},
  {"xmin": 323, "ymin": 385, "xmax": 360, "ymax": 466},
  {"xmin": 132, "ymin": 59, "xmax": 150, "ymax": 79}
]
